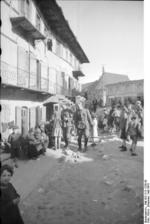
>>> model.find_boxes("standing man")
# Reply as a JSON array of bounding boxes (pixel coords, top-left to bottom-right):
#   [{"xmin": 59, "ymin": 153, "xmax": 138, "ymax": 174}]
[{"xmin": 74, "ymin": 96, "xmax": 93, "ymax": 152}]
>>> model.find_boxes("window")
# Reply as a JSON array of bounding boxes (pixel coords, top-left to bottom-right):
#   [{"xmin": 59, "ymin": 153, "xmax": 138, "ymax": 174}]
[
  {"xmin": 56, "ymin": 40, "xmax": 61, "ymax": 56},
  {"xmin": 74, "ymin": 57, "xmax": 77, "ymax": 69},
  {"xmin": 44, "ymin": 27, "xmax": 48, "ymax": 37},
  {"xmin": 36, "ymin": 13, "xmax": 41, "ymax": 31},
  {"xmin": 19, "ymin": 0, "xmax": 30, "ymax": 18},
  {"xmin": 47, "ymin": 39, "xmax": 53, "ymax": 51},
  {"xmin": 29, "ymin": 53, "xmax": 37, "ymax": 89},
  {"xmin": 66, "ymin": 49, "xmax": 68, "ymax": 61}
]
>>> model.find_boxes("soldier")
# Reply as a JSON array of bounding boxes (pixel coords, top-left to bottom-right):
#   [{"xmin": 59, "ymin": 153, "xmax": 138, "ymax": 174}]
[{"xmin": 74, "ymin": 97, "xmax": 93, "ymax": 152}]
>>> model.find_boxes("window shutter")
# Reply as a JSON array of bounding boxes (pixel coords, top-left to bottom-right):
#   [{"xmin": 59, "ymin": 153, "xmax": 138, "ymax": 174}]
[
  {"xmin": 29, "ymin": 107, "xmax": 36, "ymax": 129},
  {"xmin": 15, "ymin": 107, "xmax": 22, "ymax": 132},
  {"xmin": 22, "ymin": 107, "xmax": 29, "ymax": 136},
  {"xmin": 47, "ymin": 39, "xmax": 52, "ymax": 51},
  {"xmin": 36, "ymin": 106, "xmax": 42, "ymax": 126},
  {"xmin": 41, "ymin": 106, "xmax": 46, "ymax": 122}
]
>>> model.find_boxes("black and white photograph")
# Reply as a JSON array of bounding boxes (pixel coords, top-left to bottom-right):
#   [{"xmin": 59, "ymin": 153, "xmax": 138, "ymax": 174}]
[{"xmin": 0, "ymin": 0, "xmax": 147, "ymax": 223}]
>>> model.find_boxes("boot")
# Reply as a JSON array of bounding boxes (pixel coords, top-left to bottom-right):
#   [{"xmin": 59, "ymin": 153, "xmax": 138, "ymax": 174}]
[{"xmin": 83, "ymin": 138, "xmax": 88, "ymax": 152}]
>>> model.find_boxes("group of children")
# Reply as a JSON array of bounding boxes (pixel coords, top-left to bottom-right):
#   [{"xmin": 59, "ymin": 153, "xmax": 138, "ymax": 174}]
[
  {"xmin": 0, "ymin": 100, "xmax": 143, "ymax": 224},
  {"xmin": 1, "ymin": 123, "xmax": 49, "ymax": 168},
  {"xmin": 95, "ymin": 100, "xmax": 143, "ymax": 156},
  {"xmin": 2, "ymin": 101, "xmax": 143, "ymax": 168},
  {"xmin": 119, "ymin": 101, "xmax": 143, "ymax": 156}
]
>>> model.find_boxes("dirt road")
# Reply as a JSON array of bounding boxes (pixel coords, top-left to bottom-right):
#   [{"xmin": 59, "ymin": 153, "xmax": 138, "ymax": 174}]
[{"xmin": 20, "ymin": 138, "xmax": 143, "ymax": 224}]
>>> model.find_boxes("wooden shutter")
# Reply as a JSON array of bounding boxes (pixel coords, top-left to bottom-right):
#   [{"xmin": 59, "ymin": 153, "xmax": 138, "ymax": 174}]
[
  {"xmin": 37, "ymin": 60, "xmax": 41, "ymax": 90},
  {"xmin": 15, "ymin": 107, "xmax": 22, "ymax": 131},
  {"xmin": 21, "ymin": 107, "xmax": 29, "ymax": 136},
  {"xmin": 36, "ymin": 106, "xmax": 42, "ymax": 126},
  {"xmin": 41, "ymin": 106, "xmax": 46, "ymax": 122},
  {"xmin": 29, "ymin": 53, "xmax": 37, "ymax": 89},
  {"xmin": 17, "ymin": 46, "xmax": 29, "ymax": 87},
  {"xmin": 29, "ymin": 107, "xmax": 36, "ymax": 129}
]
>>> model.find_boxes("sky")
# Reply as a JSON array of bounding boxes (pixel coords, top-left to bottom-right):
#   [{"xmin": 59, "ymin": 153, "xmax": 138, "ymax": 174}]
[{"xmin": 57, "ymin": 0, "xmax": 144, "ymax": 84}]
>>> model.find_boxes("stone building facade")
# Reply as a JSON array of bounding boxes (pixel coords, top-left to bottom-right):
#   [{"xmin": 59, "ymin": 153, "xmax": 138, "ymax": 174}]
[
  {"xmin": 82, "ymin": 69, "xmax": 129, "ymax": 106},
  {"xmin": 1, "ymin": 0, "xmax": 89, "ymax": 138},
  {"xmin": 106, "ymin": 79, "xmax": 144, "ymax": 105}
]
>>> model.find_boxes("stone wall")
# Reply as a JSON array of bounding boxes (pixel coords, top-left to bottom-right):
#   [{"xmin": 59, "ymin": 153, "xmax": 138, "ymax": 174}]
[{"xmin": 106, "ymin": 80, "xmax": 144, "ymax": 98}]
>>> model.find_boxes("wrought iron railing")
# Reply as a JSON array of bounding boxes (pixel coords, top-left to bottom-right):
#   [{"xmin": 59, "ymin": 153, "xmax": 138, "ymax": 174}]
[
  {"xmin": 41, "ymin": 77, "xmax": 49, "ymax": 92},
  {"xmin": 29, "ymin": 72, "xmax": 37, "ymax": 90},
  {"xmin": 1, "ymin": 61, "xmax": 17, "ymax": 86},
  {"xmin": 17, "ymin": 68, "xmax": 29, "ymax": 88},
  {"xmin": 1, "ymin": 61, "xmax": 79, "ymax": 96}
]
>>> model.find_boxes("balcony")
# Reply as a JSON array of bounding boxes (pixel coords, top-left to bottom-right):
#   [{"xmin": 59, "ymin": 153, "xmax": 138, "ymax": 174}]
[
  {"xmin": 41, "ymin": 77, "xmax": 49, "ymax": 92},
  {"xmin": 17, "ymin": 68, "xmax": 29, "ymax": 88},
  {"xmin": 10, "ymin": 16, "xmax": 45, "ymax": 41},
  {"xmin": 1, "ymin": 61, "xmax": 49, "ymax": 93},
  {"xmin": 72, "ymin": 68, "xmax": 85, "ymax": 80},
  {"xmin": 1, "ymin": 61, "xmax": 17, "ymax": 86},
  {"xmin": 1, "ymin": 62, "xmax": 76, "ymax": 97}
]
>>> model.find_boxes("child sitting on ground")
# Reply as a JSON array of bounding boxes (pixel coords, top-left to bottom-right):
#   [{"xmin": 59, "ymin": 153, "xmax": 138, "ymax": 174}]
[{"xmin": 0, "ymin": 164, "xmax": 24, "ymax": 224}]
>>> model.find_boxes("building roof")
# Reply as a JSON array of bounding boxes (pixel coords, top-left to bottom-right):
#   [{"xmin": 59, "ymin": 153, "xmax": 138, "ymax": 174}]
[
  {"xmin": 82, "ymin": 81, "xmax": 97, "ymax": 91},
  {"xmin": 96, "ymin": 72, "xmax": 129, "ymax": 89},
  {"xmin": 35, "ymin": 0, "xmax": 89, "ymax": 64},
  {"xmin": 82, "ymin": 72, "xmax": 129, "ymax": 93},
  {"xmin": 106, "ymin": 79, "xmax": 143, "ymax": 88}
]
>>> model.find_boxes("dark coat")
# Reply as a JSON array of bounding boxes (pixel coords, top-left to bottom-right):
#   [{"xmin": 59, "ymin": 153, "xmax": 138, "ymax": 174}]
[{"xmin": 0, "ymin": 183, "xmax": 24, "ymax": 224}]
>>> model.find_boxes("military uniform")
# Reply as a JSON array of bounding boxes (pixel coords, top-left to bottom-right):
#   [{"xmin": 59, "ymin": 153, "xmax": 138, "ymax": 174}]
[{"xmin": 74, "ymin": 108, "xmax": 93, "ymax": 152}]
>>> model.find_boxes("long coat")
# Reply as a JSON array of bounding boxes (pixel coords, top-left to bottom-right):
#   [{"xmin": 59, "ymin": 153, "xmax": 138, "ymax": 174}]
[
  {"xmin": 74, "ymin": 108, "xmax": 93, "ymax": 137},
  {"xmin": 0, "ymin": 183, "xmax": 24, "ymax": 224}
]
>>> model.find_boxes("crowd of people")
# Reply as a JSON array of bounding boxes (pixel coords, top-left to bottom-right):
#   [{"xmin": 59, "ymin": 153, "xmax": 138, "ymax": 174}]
[
  {"xmin": 97, "ymin": 100, "xmax": 143, "ymax": 156},
  {"xmin": 1, "ymin": 97, "xmax": 144, "ymax": 168},
  {"xmin": 0, "ymin": 97, "xmax": 144, "ymax": 224}
]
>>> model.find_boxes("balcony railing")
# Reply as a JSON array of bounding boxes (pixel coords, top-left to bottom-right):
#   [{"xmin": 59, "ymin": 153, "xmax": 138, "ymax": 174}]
[
  {"xmin": 1, "ymin": 61, "xmax": 17, "ymax": 86},
  {"xmin": 17, "ymin": 68, "xmax": 29, "ymax": 88},
  {"xmin": 49, "ymin": 81, "xmax": 57, "ymax": 95},
  {"xmin": 1, "ymin": 61, "xmax": 48, "ymax": 92},
  {"xmin": 29, "ymin": 72, "xmax": 37, "ymax": 90},
  {"xmin": 41, "ymin": 77, "xmax": 49, "ymax": 92},
  {"xmin": 1, "ymin": 61, "xmax": 80, "ymax": 96}
]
